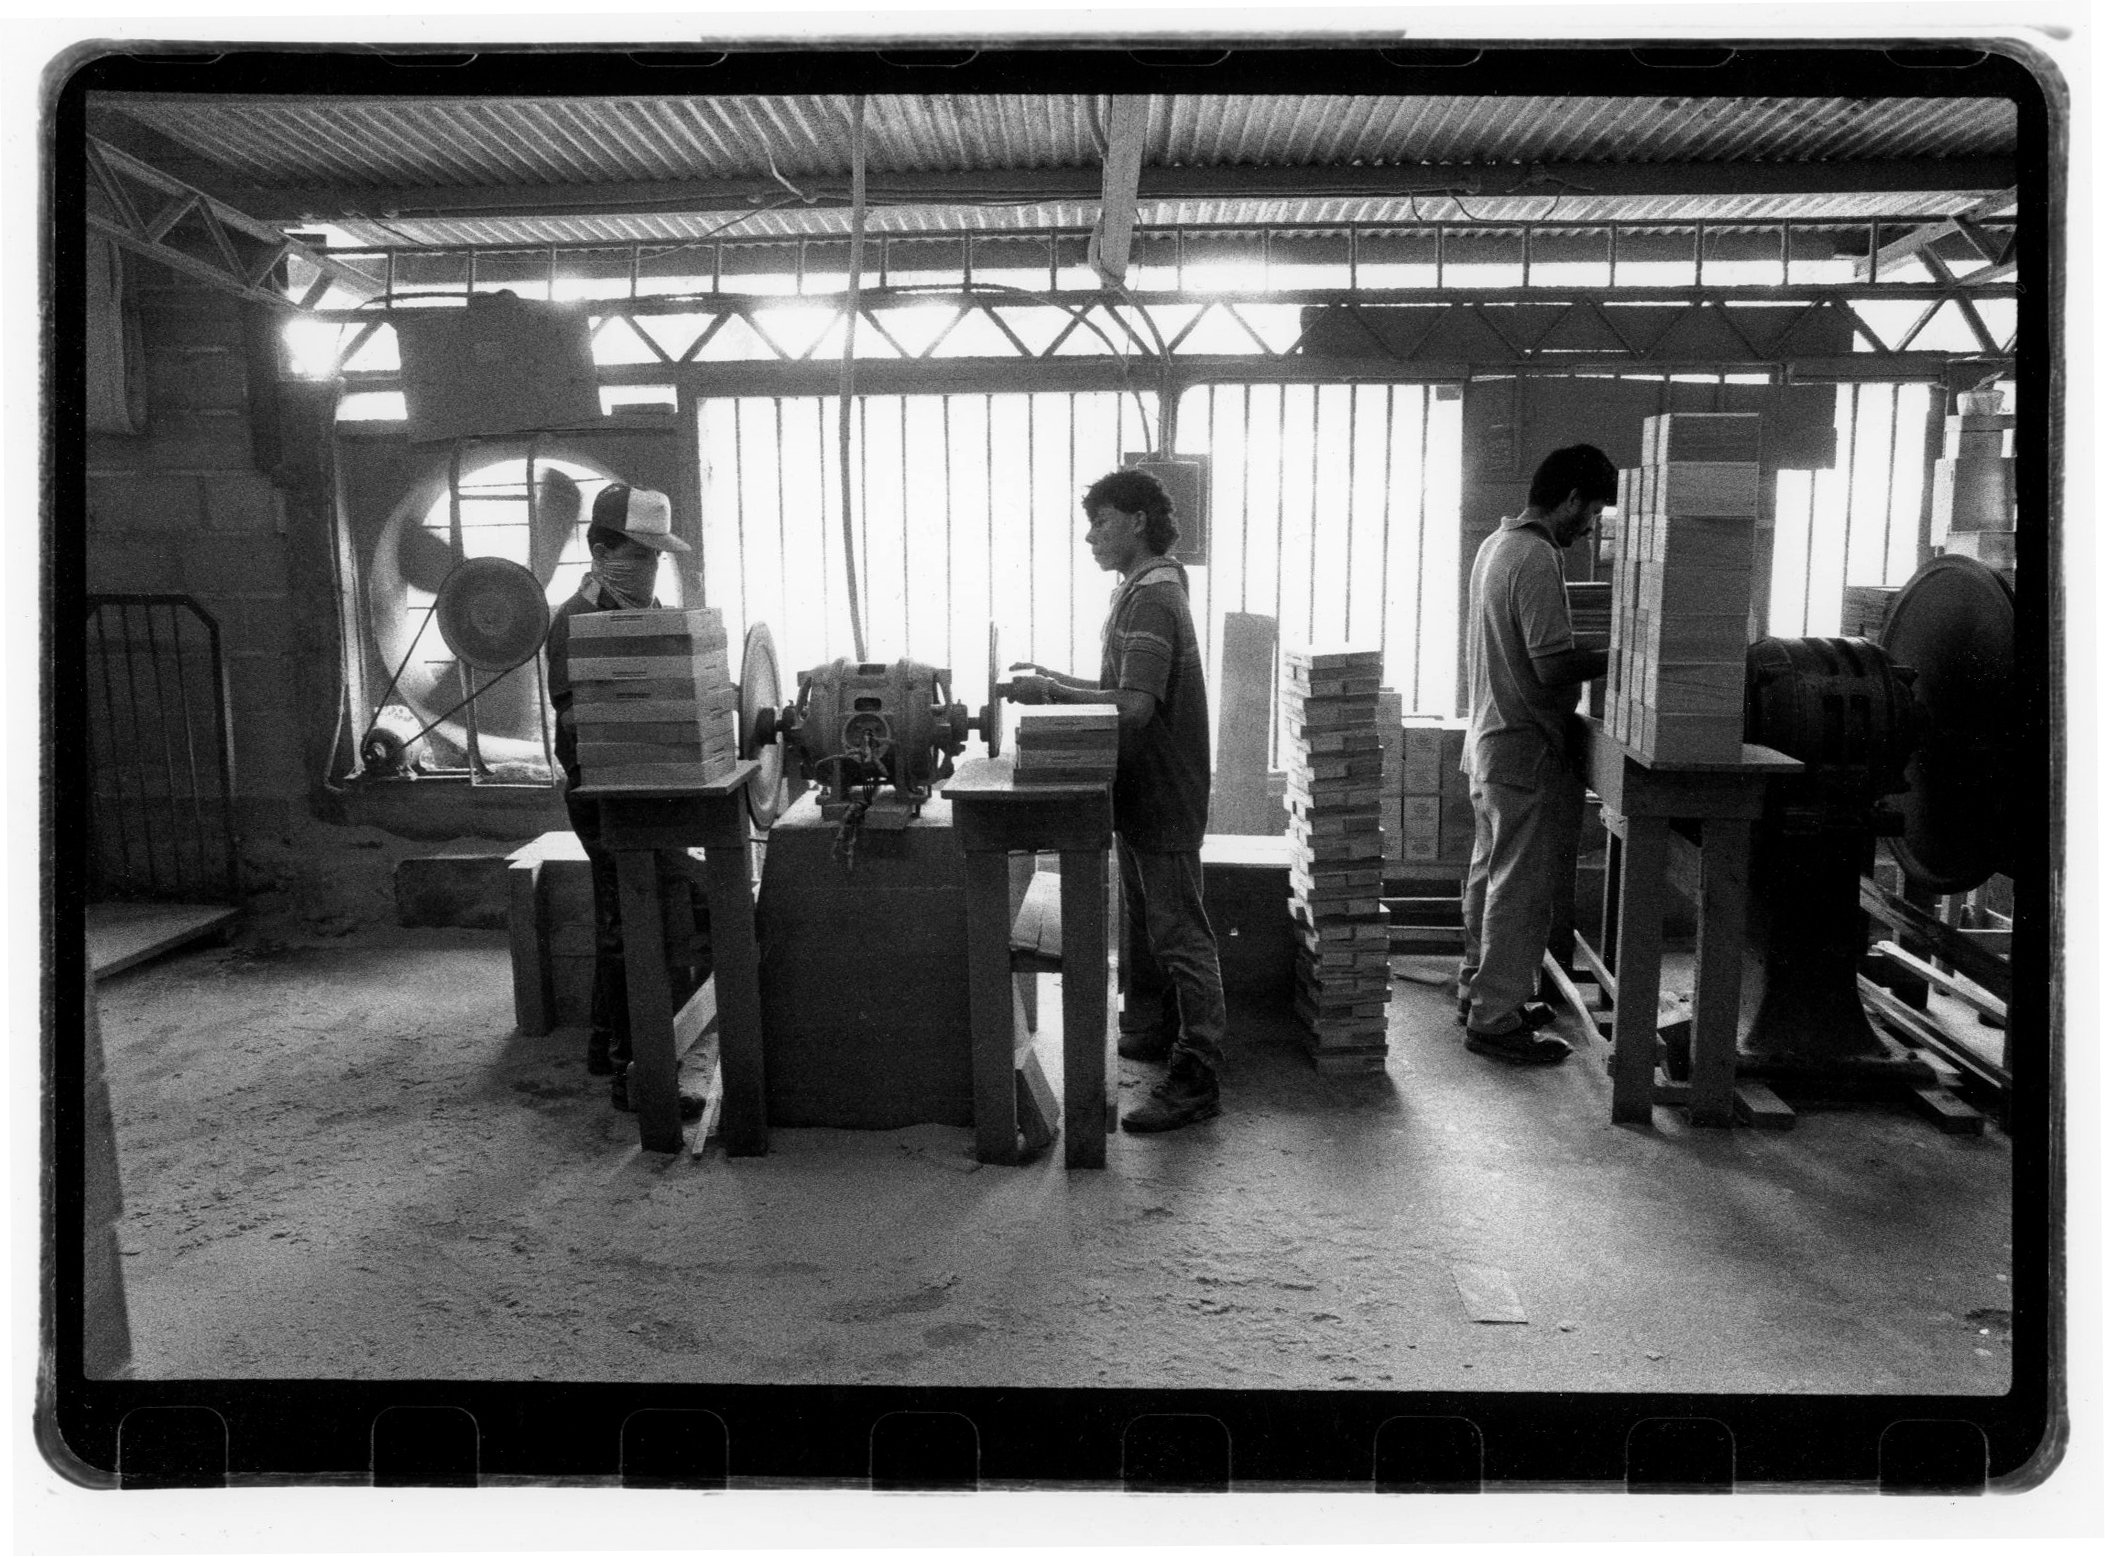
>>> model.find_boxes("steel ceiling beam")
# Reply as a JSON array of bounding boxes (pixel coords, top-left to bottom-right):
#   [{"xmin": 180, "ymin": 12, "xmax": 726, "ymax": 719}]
[
  {"xmin": 84, "ymin": 138, "xmax": 384, "ymax": 309},
  {"xmin": 215, "ymin": 157, "xmax": 2018, "ymax": 227}
]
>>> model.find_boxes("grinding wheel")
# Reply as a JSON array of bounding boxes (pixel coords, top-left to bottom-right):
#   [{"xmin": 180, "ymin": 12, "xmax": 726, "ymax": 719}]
[
  {"xmin": 738, "ymin": 621, "xmax": 789, "ymax": 830},
  {"xmin": 433, "ymin": 557, "xmax": 551, "ymax": 673},
  {"xmin": 979, "ymin": 620, "xmax": 1004, "ymax": 759},
  {"xmin": 1880, "ymin": 553, "xmax": 2018, "ymax": 893}
]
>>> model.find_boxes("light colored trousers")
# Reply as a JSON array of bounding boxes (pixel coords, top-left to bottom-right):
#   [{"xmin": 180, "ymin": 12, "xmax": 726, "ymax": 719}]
[{"xmin": 1458, "ymin": 761, "xmax": 1584, "ymax": 1030}]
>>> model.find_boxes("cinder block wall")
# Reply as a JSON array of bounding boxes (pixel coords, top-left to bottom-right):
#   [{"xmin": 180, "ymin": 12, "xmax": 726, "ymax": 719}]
[{"xmin": 83, "ymin": 270, "xmax": 320, "ymax": 838}]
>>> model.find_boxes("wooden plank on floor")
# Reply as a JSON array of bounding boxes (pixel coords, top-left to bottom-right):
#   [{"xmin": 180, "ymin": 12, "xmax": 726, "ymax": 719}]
[
  {"xmin": 1732, "ymin": 1080, "xmax": 1796, "ymax": 1130},
  {"xmin": 87, "ymin": 902, "xmax": 239, "ymax": 980},
  {"xmin": 1907, "ymin": 1085, "xmax": 1988, "ymax": 1136}
]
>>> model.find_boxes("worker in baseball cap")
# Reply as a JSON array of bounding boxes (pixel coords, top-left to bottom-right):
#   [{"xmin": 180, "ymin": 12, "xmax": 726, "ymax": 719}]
[{"xmin": 543, "ymin": 482, "xmax": 709, "ymax": 1116}]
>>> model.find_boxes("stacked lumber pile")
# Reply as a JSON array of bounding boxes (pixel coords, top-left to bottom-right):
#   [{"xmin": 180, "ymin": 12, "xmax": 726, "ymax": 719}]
[
  {"xmin": 568, "ymin": 607, "xmax": 737, "ymax": 786},
  {"xmin": 1607, "ymin": 413, "xmax": 1760, "ymax": 764},
  {"xmin": 1011, "ymin": 705, "xmax": 1120, "ymax": 785},
  {"xmin": 1933, "ymin": 388, "xmax": 2017, "ymax": 574},
  {"xmin": 1282, "ymin": 647, "xmax": 1391, "ymax": 1075}
]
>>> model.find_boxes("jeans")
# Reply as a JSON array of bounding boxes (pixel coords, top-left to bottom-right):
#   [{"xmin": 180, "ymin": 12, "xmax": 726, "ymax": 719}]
[
  {"xmin": 564, "ymin": 791, "xmax": 713, "ymax": 1064},
  {"xmin": 1116, "ymin": 840, "xmax": 1228, "ymax": 1079},
  {"xmin": 1458, "ymin": 759, "xmax": 1584, "ymax": 1031}
]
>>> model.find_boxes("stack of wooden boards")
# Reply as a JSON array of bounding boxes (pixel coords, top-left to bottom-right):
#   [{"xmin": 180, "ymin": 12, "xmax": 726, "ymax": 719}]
[
  {"xmin": 1011, "ymin": 705, "xmax": 1120, "ymax": 785},
  {"xmin": 1932, "ymin": 389, "xmax": 2016, "ymax": 575},
  {"xmin": 1565, "ymin": 580, "xmax": 1613, "ymax": 652},
  {"xmin": 1607, "ymin": 412, "xmax": 1760, "ymax": 765},
  {"xmin": 1282, "ymin": 647, "xmax": 1391, "ymax": 1074},
  {"xmin": 567, "ymin": 607, "xmax": 738, "ymax": 787},
  {"xmin": 1840, "ymin": 585, "xmax": 1903, "ymax": 642}
]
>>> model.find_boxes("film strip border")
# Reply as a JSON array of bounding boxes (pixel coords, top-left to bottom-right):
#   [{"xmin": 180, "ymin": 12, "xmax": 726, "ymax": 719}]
[{"xmin": 59, "ymin": 1387, "xmax": 2039, "ymax": 1491}]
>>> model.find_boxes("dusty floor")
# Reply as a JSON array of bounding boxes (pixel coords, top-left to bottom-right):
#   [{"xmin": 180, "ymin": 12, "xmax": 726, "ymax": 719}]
[{"xmin": 94, "ymin": 911, "xmax": 2014, "ymax": 1395}]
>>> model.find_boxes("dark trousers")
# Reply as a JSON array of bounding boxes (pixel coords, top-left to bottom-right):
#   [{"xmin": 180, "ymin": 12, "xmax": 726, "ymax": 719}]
[
  {"xmin": 1116, "ymin": 840, "xmax": 1229, "ymax": 1078},
  {"xmin": 564, "ymin": 791, "xmax": 713, "ymax": 1063}
]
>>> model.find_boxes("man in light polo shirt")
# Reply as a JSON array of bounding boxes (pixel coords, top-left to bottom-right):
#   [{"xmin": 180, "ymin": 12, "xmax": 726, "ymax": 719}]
[{"xmin": 1458, "ymin": 445, "xmax": 1615, "ymax": 1064}]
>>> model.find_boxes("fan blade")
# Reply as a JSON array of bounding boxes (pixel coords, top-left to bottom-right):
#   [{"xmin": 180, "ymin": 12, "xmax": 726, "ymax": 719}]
[
  {"xmin": 398, "ymin": 522, "xmax": 457, "ymax": 595},
  {"xmin": 531, "ymin": 467, "xmax": 581, "ymax": 585}
]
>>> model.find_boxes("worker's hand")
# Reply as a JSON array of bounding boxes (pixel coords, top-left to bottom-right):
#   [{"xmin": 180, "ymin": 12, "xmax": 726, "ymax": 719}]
[
  {"xmin": 1008, "ymin": 660, "xmax": 1054, "ymax": 679},
  {"xmin": 1005, "ymin": 675, "xmax": 1057, "ymax": 706}
]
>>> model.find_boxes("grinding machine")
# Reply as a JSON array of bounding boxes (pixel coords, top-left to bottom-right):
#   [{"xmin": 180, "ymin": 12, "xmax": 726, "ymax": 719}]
[
  {"xmin": 731, "ymin": 626, "xmax": 1015, "ymax": 1130},
  {"xmin": 1711, "ymin": 553, "xmax": 2018, "ymax": 1097}
]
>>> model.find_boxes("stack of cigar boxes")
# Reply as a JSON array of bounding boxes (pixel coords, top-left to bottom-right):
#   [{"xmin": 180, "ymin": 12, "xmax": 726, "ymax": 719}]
[
  {"xmin": 1932, "ymin": 389, "xmax": 2017, "ymax": 575},
  {"xmin": 1011, "ymin": 705, "xmax": 1121, "ymax": 785},
  {"xmin": 1282, "ymin": 647, "xmax": 1391, "ymax": 1074},
  {"xmin": 1607, "ymin": 413, "xmax": 1760, "ymax": 765},
  {"xmin": 566, "ymin": 607, "xmax": 738, "ymax": 786},
  {"xmin": 1395, "ymin": 717, "xmax": 1471, "ymax": 866}
]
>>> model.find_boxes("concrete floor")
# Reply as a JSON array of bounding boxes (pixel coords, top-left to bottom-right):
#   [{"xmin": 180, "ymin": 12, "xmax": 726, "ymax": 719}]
[{"xmin": 92, "ymin": 923, "xmax": 2014, "ymax": 1395}]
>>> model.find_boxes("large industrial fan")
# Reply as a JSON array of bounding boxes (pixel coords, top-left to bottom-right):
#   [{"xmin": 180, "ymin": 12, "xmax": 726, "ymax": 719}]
[
  {"xmin": 1731, "ymin": 551, "xmax": 2018, "ymax": 1091},
  {"xmin": 357, "ymin": 555, "xmax": 551, "ymax": 778}
]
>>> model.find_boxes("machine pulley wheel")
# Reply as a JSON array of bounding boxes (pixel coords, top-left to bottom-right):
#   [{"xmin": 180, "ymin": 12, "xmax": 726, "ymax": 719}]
[
  {"xmin": 1879, "ymin": 553, "xmax": 2019, "ymax": 893},
  {"xmin": 433, "ymin": 556, "xmax": 552, "ymax": 673},
  {"xmin": 359, "ymin": 727, "xmax": 410, "ymax": 778},
  {"xmin": 738, "ymin": 621, "xmax": 789, "ymax": 830}
]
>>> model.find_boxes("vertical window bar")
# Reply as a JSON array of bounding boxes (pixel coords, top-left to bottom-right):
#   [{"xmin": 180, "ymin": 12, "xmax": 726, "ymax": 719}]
[
  {"xmin": 901, "ymin": 398, "xmax": 913, "ymax": 657},
  {"xmin": 1376, "ymin": 383, "xmax": 1396, "ymax": 670},
  {"xmin": 1026, "ymin": 395, "xmax": 1038, "ymax": 659},
  {"xmin": 1309, "ymin": 385, "xmax": 1324, "ymax": 639},
  {"xmin": 1882, "ymin": 383, "xmax": 1904, "ymax": 582},
  {"xmin": 1345, "ymin": 386, "xmax": 1361, "ymax": 641},
  {"xmin": 775, "ymin": 397, "xmax": 789, "ymax": 639},
  {"xmin": 857, "ymin": 398, "xmax": 870, "ymax": 641},
  {"xmin": 1238, "ymin": 385, "xmax": 1252, "ymax": 611},
  {"xmin": 1067, "ymin": 392, "xmax": 1078, "ymax": 674},
  {"xmin": 985, "ymin": 393, "xmax": 995, "ymax": 629},
  {"xmin": 1271, "ymin": 385, "xmax": 1288, "ymax": 771},
  {"xmin": 816, "ymin": 397, "xmax": 831, "ymax": 646},
  {"xmin": 732, "ymin": 400, "xmax": 750, "ymax": 637},
  {"xmin": 1608, "ymin": 224, "xmax": 1619, "ymax": 288},
  {"xmin": 1837, "ymin": 382, "xmax": 1862, "ymax": 598},
  {"xmin": 942, "ymin": 395, "xmax": 955, "ymax": 675},
  {"xmin": 1413, "ymin": 386, "xmax": 1433, "ymax": 711}
]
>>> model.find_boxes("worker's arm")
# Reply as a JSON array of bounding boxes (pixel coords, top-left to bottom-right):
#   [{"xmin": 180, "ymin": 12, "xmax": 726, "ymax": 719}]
[
  {"xmin": 1007, "ymin": 660, "xmax": 1098, "ymax": 692},
  {"xmin": 1005, "ymin": 674, "xmax": 1159, "ymax": 733},
  {"xmin": 1532, "ymin": 646, "xmax": 1610, "ymax": 689}
]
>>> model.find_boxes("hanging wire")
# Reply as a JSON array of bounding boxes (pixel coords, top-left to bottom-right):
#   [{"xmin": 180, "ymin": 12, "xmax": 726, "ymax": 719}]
[{"xmin": 838, "ymin": 95, "xmax": 870, "ymax": 660}]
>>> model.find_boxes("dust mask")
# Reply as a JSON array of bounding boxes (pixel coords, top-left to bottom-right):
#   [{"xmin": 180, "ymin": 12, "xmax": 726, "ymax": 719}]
[{"xmin": 592, "ymin": 548, "xmax": 660, "ymax": 609}]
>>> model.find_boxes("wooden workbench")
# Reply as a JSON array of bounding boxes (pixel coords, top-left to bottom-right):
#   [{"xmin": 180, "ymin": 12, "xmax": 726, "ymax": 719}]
[
  {"xmin": 1562, "ymin": 718, "xmax": 1803, "ymax": 1127},
  {"xmin": 572, "ymin": 761, "xmax": 766, "ymax": 1157},
  {"xmin": 945, "ymin": 756, "xmax": 1117, "ymax": 1168}
]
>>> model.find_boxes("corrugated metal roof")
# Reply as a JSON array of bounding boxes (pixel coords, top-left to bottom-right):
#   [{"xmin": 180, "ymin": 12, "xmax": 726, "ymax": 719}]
[
  {"xmin": 109, "ymin": 93, "xmax": 2016, "ymax": 192},
  {"xmin": 323, "ymin": 189, "xmax": 2005, "ymax": 250}
]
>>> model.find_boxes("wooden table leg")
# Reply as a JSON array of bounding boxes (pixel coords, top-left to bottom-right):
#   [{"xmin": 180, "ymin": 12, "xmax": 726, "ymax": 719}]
[
  {"xmin": 615, "ymin": 849, "xmax": 683, "ymax": 1154},
  {"xmin": 1688, "ymin": 818, "xmax": 1751, "ymax": 1127},
  {"xmin": 1610, "ymin": 815, "xmax": 1669, "ymax": 1126},
  {"xmin": 703, "ymin": 831, "xmax": 767, "ymax": 1157},
  {"xmin": 965, "ymin": 850, "xmax": 1020, "ymax": 1166},
  {"xmin": 1060, "ymin": 848, "xmax": 1110, "ymax": 1167}
]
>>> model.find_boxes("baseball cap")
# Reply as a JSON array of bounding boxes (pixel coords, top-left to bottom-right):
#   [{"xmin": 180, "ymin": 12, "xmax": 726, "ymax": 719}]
[{"xmin": 591, "ymin": 483, "xmax": 691, "ymax": 553}]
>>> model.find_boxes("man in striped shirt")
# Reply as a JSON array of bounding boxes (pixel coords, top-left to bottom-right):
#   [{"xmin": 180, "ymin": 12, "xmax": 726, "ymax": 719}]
[{"xmin": 1006, "ymin": 469, "xmax": 1227, "ymax": 1133}]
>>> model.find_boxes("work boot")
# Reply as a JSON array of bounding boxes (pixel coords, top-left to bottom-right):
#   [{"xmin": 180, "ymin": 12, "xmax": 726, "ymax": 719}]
[
  {"xmin": 1117, "ymin": 1029, "xmax": 1174, "ymax": 1063},
  {"xmin": 1120, "ymin": 1058, "xmax": 1222, "ymax": 1133}
]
